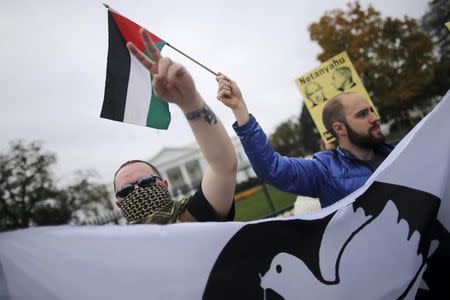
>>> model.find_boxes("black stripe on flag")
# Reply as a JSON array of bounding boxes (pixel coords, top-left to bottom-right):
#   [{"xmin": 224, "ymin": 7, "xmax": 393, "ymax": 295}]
[{"xmin": 101, "ymin": 11, "xmax": 130, "ymax": 122}]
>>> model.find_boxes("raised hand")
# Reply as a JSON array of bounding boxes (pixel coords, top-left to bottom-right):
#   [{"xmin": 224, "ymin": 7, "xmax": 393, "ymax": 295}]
[
  {"xmin": 216, "ymin": 73, "xmax": 250, "ymax": 125},
  {"xmin": 127, "ymin": 28, "xmax": 201, "ymax": 110},
  {"xmin": 216, "ymin": 73, "xmax": 245, "ymax": 109},
  {"xmin": 124, "ymin": 29, "xmax": 237, "ymax": 221}
]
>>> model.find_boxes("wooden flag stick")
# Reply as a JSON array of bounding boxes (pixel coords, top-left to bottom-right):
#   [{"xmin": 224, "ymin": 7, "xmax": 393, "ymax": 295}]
[{"xmin": 165, "ymin": 43, "xmax": 218, "ymax": 76}]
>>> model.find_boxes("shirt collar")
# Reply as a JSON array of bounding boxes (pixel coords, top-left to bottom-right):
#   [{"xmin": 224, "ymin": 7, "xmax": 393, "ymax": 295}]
[{"xmin": 336, "ymin": 144, "xmax": 393, "ymax": 160}]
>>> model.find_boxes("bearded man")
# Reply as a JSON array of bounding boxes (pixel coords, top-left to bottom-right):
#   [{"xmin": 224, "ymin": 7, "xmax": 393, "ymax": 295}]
[{"xmin": 216, "ymin": 74, "xmax": 393, "ymax": 208}]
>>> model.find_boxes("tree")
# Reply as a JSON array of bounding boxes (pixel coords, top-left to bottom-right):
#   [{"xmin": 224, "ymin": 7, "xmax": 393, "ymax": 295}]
[
  {"xmin": 270, "ymin": 103, "xmax": 322, "ymax": 158},
  {"xmin": 0, "ymin": 140, "xmax": 57, "ymax": 230},
  {"xmin": 269, "ymin": 1, "xmax": 441, "ymax": 157},
  {"xmin": 0, "ymin": 140, "xmax": 115, "ymax": 232},
  {"xmin": 422, "ymin": 0, "xmax": 450, "ymax": 97},
  {"xmin": 297, "ymin": 103, "xmax": 321, "ymax": 155},
  {"xmin": 57, "ymin": 170, "xmax": 114, "ymax": 224},
  {"xmin": 270, "ymin": 118, "xmax": 304, "ymax": 157},
  {"xmin": 308, "ymin": 1, "xmax": 437, "ymax": 131}
]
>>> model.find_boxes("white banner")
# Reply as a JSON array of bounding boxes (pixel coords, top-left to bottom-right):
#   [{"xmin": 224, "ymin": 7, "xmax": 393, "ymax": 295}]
[{"xmin": 1, "ymin": 91, "xmax": 449, "ymax": 300}]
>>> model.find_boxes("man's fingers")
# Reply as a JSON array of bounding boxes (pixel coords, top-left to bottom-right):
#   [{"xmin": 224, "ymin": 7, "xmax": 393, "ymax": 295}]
[
  {"xmin": 217, "ymin": 76, "xmax": 232, "ymax": 101},
  {"xmin": 217, "ymin": 78, "xmax": 232, "ymax": 91},
  {"xmin": 140, "ymin": 28, "xmax": 162, "ymax": 62},
  {"xmin": 216, "ymin": 73, "xmax": 224, "ymax": 82},
  {"xmin": 219, "ymin": 85, "xmax": 231, "ymax": 94},
  {"xmin": 216, "ymin": 75, "xmax": 228, "ymax": 83},
  {"xmin": 217, "ymin": 89, "xmax": 231, "ymax": 100},
  {"xmin": 127, "ymin": 42, "xmax": 155, "ymax": 72},
  {"xmin": 167, "ymin": 62, "xmax": 184, "ymax": 87},
  {"xmin": 219, "ymin": 81, "xmax": 231, "ymax": 90},
  {"xmin": 216, "ymin": 73, "xmax": 234, "ymax": 84},
  {"xmin": 217, "ymin": 82, "xmax": 231, "ymax": 98},
  {"xmin": 158, "ymin": 57, "xmax": 172, "ymax": 80},
  {"xmin": 152, "ymin": 74, "xmax": 165, "ymax": 96}
]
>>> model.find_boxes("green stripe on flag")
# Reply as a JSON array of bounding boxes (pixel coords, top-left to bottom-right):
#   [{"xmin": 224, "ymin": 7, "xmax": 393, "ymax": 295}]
[{"xmin": 146, "ymin": 41, "xmax": 171, "ymax": 129}]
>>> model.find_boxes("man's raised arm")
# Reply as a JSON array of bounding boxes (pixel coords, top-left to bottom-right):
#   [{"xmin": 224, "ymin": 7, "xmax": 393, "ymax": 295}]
[{"xmin": 128, "ymin": 29, "xmax": 237, "ymax": 219}]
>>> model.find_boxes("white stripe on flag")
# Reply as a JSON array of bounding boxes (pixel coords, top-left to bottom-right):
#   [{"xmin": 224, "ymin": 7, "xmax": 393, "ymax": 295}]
[{"xmin": 123, "ymin": 53, "xmax": 152, "ymax": 126}]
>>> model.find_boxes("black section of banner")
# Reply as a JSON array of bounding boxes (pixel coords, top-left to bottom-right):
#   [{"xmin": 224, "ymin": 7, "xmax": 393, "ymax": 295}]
[
  {"xmin": 415, "ymin": 221, "xmax": 450, "ymax": 300},
  {"xmin": 203, "ymin": 214, "xmax": 333, "ymax": 299},
  {"xmin": 203, "ymin": 181, "xmax": 443, "ymax": 300},
  {"xmin": 100, "ymin": 11, "xmax": 130, "ymax": 122},
  {"xmin": 351, "ymin": 182, "xmax": 448, "ymax": 300},
  {"xmin": 352, "ymin": 182, "xmax": 440, "ymax": 259}
]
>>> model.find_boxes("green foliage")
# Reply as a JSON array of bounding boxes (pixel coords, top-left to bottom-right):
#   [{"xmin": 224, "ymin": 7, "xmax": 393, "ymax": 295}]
[
  {"xmin": 270, "ymin": 118, "xmax": 304, "ymax": 157},
  {"xmin": 297, "ymin": 103, "xmax": 321, "ymax": 155},
  {"xmin": 422, "ymin": 0, "xmax": 450, "ymax": 56},
  {"xmin": 0, "ymin": 140, "xmax": 114, "ymax": 232},
  {"xmin": 422, "ymin": 0, "xmax": 450, "ymax": 97},
  {"xmin": 57, "ymin": 170, "xmax": 114, "ymax": 224},
  {"xmin": 269, "ymin": 102, "xmax": 322, "ymax": 158}
]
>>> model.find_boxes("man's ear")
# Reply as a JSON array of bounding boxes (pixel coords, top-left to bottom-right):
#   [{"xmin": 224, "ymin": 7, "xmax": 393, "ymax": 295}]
[
  {"xmin": 163, "ymin": 179, "xmax": 169, "ymax": 189},
  {"xmin": 332, "ymin": 122, "xmax": 346, "ymax": 137},
  {"xmin": 115, "ymin": 200, "xmax": 121, "ymax": 208}
]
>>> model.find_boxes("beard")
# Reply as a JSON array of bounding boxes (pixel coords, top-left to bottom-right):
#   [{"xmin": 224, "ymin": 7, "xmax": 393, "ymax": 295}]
[{"xmin": 346, "ymin": 123, "xmax": 385, "ymax": 149}]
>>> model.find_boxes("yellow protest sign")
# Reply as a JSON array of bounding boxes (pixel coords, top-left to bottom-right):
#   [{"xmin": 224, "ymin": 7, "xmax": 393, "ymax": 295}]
[
  {"xmin": 295, "ymin": 51, "xmax": 378, "ymax": 143},
  {"xmin": 446, "ymin": 22, "xmax": 450, "ymax": 31}
]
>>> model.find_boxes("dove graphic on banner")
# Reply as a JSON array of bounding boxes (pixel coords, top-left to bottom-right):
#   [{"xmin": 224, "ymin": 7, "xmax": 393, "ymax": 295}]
[{"xmin": 259, "ymin": 201, "xmax": 424, "ymax": 299}]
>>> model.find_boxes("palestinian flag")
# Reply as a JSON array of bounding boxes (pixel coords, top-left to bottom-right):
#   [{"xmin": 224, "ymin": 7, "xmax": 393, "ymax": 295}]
[{"xmin": 101, "ymin": 8, "xmax": 171, "ymax": 129}]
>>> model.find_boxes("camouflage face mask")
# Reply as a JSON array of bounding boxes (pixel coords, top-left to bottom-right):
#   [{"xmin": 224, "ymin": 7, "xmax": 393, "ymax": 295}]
[{"xmin": 120, "ymin": 184, "xmax": 187, "ymax": 225}]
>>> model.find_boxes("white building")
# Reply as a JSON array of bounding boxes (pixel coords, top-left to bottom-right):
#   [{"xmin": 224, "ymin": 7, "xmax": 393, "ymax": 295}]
[{"xmin": 149, "ymin": 136, "xmax": 256, "ymax": 198}]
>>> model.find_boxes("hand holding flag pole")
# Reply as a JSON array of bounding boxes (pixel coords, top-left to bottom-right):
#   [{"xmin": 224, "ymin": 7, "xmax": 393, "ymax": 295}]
[{"xmin": 103, "ymin": 3, "xmax": 218, "ymax": 76}]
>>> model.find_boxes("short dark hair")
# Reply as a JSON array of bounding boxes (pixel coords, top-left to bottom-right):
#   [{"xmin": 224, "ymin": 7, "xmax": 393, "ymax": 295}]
[
  {"xmin": 322, "ymin": 93, "xmax": 352, "ymax": 139},
  {"xmin": 113, "ymin": 160, "xmax": 161, "ymax": 191}
]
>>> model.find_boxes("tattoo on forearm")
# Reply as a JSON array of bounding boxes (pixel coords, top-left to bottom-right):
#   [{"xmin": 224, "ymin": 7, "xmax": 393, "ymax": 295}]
[{"xmin": 185, "ymin": 105, "xmax": 218, "ymax": 125}]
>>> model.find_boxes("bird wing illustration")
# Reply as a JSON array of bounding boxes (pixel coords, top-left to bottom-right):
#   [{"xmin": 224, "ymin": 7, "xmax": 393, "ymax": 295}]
[
  {"xmin": 319, "ymin": 205, "xmax": 370, "ymax": 281},
  {"xmin": 260, "ymin": 200, "xmax": 423, "ymax": 300},
  {"xmin": 338, "ymin": 200, "xmax": 423, "ymax": 299}
]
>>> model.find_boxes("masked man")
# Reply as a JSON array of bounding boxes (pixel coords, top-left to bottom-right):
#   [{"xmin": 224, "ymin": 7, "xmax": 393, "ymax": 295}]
[{"xmin": 114, "ymin": 29, "xmax": 237, "ymax": 224}]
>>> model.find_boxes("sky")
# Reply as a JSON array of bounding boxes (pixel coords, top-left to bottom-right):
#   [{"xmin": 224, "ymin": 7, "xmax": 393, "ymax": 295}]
[{"xmin": 1, "ymin": 0, "xmax": 430, "ymax": 185}]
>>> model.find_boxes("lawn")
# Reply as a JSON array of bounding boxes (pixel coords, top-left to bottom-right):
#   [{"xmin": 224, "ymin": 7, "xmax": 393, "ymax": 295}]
[{"xmin": 234, "ymin": 184, "xmax": 297, "ymax": 221}]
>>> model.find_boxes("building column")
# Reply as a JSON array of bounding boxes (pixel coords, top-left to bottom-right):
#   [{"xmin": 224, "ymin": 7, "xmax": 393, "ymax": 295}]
[{"xmin": 179, "ymin": 165, "xmax": 192, "ymax": 191}]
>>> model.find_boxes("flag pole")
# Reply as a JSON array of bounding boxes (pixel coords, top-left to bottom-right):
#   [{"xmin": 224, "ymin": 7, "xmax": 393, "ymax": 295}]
[
  {"xmin": 165, "ymin": 43, "xmax": 218, "ymax": 76},
  {"xmin": 102, "ymin": 3, "xmax": 218, "ymax": 76}
]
